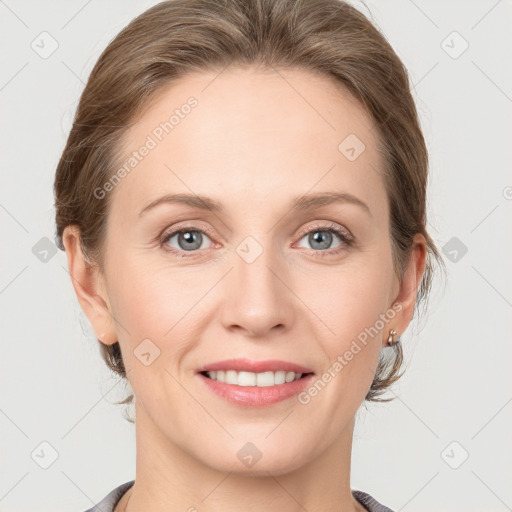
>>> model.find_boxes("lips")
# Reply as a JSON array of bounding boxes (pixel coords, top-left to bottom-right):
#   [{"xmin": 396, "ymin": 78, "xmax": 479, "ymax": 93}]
[
  {"xmin": 195, "ymin": 358, "xmax": 315, "ymax": 407},
  {"xmin": 196, "ymin": 358, "xmax": 314, "ymax": 374}
]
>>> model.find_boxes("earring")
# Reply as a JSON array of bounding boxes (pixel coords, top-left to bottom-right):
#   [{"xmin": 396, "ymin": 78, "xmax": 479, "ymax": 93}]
[{"xmin": 387, "ymin": 329, "xmax": 399, "ymax": 346}]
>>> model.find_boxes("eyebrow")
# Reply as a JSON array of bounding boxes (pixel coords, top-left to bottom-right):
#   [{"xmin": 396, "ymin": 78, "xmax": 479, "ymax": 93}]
[{"xmin": 138, "ymin": 191, "xmax": 371, "ymax": 217}]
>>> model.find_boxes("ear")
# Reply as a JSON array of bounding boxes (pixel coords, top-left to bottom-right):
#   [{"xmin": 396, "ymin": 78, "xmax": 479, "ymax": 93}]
[
  {"xmin": 389, "ymin": 233, "xmax": 427, "ymax": 341},
  {"xmin": 62, "ymin": 225, "xmax": 118, "ymax": 346}
]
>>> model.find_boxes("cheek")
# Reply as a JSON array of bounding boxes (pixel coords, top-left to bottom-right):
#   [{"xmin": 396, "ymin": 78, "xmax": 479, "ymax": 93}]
[
  {"xmin": 113, "ymin": 272, "xmax": 174, "ymax": 335},
  {"xmin": 106, "ymin": 253, "xmax": 215, "ymax": 376},
  {"xmin": 305, "ymin": 252, "xmax": 394, "ymax": 387},
  {"xmin": 310, "ymin": 259, "xmax": 393, "ymax": 343},
  {"xmin": 108, "ymin": 246, "xmax": 202, "ymax": 331},
  {"xmin": 296, "ymin": 277, "xmax": 389, "ymax": 420},
  {"xmin": 106, "ymin": 263, "xmax": 196, "ymax": 412}
]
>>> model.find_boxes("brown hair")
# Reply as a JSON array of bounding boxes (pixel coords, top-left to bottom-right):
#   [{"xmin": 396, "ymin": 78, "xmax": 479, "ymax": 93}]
[{"xmin": 54, "ymin": 0, "xmax": 444, "ymax": 414}]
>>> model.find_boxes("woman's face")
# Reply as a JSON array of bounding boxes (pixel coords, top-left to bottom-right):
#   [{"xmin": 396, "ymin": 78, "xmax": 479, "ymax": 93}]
[{"xmin": 73, "ymin": 66, "xmax": 421, "ymax": 475}]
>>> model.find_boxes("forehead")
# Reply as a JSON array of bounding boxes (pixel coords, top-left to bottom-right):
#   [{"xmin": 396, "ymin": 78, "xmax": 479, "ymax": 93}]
[{"xmin": 111, "ymin": 66, "xmax": 386, "ymax": 221}]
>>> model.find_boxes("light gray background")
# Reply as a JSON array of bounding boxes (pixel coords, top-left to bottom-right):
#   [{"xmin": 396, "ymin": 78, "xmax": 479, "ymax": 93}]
[{"xmin": 1, "ymin": 1, "xmax": 511, "ymax": 511}]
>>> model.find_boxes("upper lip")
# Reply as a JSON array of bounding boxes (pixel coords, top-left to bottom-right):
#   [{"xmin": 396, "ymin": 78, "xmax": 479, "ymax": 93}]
[{"xmin": 197, "ymin": 358, "xmax": 314, "ymax": 374}]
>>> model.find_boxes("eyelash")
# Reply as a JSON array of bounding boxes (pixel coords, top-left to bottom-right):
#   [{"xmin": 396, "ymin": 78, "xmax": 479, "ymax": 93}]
[{"xmin": 159, "ymin": 222, "xmax": 353, "ymax": 259}]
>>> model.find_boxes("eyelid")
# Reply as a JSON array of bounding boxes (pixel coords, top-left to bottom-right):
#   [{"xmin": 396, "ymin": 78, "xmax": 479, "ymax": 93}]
[
  {"xmin": 160, "ymin": 221, "xmax": 351, "ymax": 243},
  {"xmin": 160, "ymin": 221, "xmax": 217, "ymax": 242},
  {"xmin": 294, "ymin": 221, "xmax": 353, "ymax": 243},
  {"xmin": 159, "ymin": 220, "xmax": 354, "ymax": 256}
]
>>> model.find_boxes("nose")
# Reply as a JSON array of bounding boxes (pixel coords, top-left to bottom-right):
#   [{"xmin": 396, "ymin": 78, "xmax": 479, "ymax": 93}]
[{"xmin": 220, "ymin": 244, "xmax": 294, "ymax": 338}]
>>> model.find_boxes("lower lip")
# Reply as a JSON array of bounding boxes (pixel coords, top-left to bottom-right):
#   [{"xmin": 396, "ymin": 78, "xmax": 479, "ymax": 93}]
[{"xmin": 197, "ymin": 373, "xmax": 315, "ymax": 407}]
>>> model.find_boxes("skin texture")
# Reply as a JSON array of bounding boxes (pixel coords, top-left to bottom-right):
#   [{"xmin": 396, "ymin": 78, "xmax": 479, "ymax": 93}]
[{"xmin": 63, "ymin": 66, "xmax": 426, "ymax": 512}]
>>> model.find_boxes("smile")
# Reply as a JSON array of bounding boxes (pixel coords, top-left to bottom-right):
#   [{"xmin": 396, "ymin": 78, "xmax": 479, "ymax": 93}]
[
  {"xmin": 196, "ymin": 359, "xmax": 315, "ymax": 407},
  {"xmin": 202, "ymin": 370, "xmax": 309, "ymax": 387}
]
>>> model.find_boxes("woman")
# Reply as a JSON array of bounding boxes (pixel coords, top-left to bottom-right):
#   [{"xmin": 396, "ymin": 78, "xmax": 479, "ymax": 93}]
[{"xmin": 54, "ymin": 0, "xmax": 443, "ymax": 510}]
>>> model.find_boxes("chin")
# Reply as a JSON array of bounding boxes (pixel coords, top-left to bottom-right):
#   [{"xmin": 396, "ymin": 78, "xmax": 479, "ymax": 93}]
[{"xmin": 196, "ymin": 435, "xmax": 315, "ymax": 477}]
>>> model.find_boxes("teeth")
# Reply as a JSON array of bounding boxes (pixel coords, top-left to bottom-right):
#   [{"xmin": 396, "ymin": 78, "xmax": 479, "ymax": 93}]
[
  {"xmin": 205, "ymin": 370, "xmax": 304, "ymax": 386},
  {"xmin": 256, "ymin": 371, "xmax": 274, "ymax": 387},
  {"xmin": 238, "ymin": 371, "xmax": 256, "ymax": 386},
  {"xmin": 225, "ymin": 370, "xmax": 237, "ymax": 385}
]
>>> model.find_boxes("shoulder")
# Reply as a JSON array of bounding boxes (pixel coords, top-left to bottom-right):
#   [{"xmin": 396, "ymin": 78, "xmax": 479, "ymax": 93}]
[
  {"xmin": 352, "ymin": 489, "xmax": 396, "ymax": 512},
  {"xmin": 81, "ymin": 480, "xmax": 135, "ymax": 512}
]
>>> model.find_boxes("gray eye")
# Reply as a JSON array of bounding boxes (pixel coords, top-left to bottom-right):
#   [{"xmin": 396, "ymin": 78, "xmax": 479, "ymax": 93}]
[
  {"xmin": 308, "ymin": 231, "xmax": 333, "ymax": 250},
  {"xmin": 296, "ymin": 229, "xmax": 342, "ymax": 251},
  {"xmin": 167, "ymin": 230, "xmax": 210, "ymax": 252}
]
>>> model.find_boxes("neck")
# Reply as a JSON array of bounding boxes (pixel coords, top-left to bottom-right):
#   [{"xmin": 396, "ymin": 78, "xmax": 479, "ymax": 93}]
[{"xmin": 124, "ymin": 399, "xmax": 364, "ymax": 512}]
